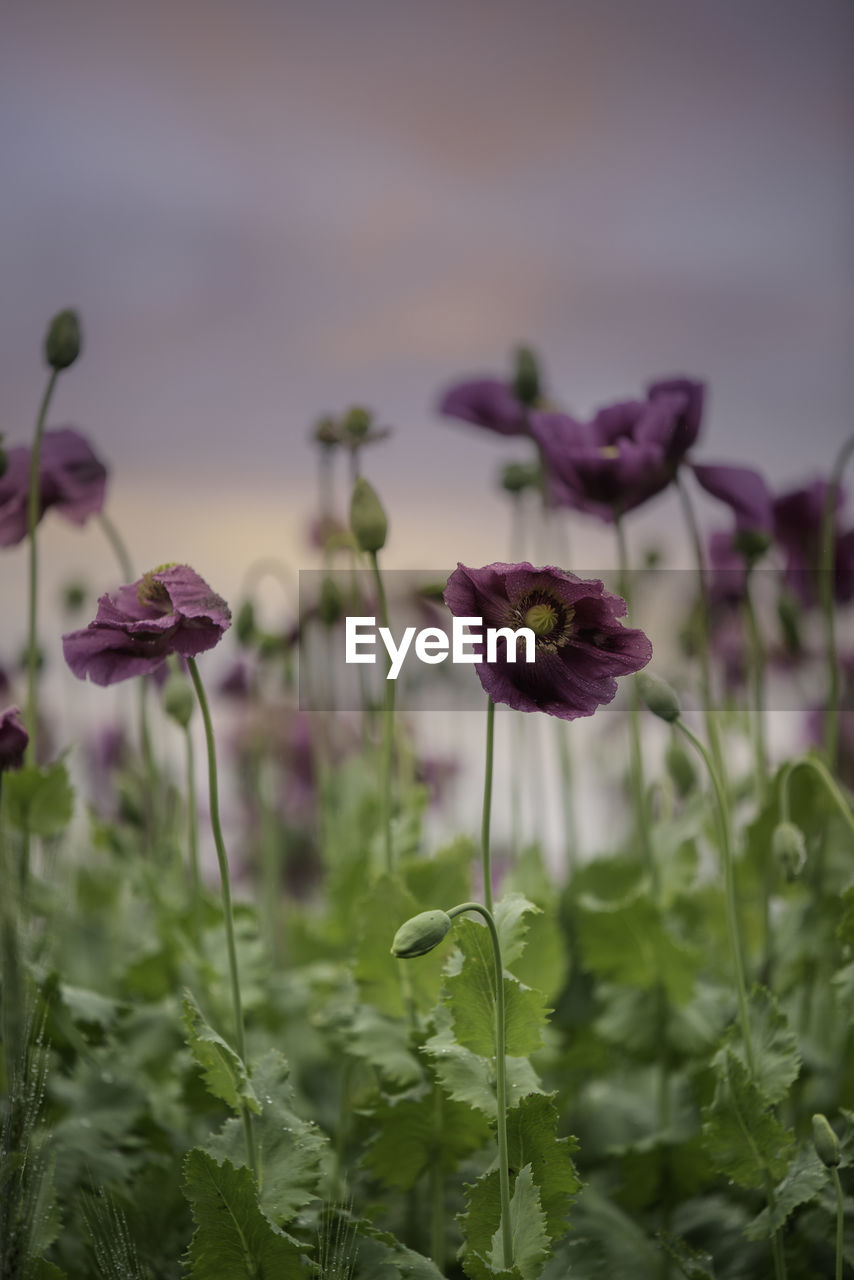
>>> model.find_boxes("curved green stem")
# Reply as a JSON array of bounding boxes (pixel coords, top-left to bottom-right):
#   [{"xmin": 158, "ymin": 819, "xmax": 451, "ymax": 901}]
[
  {"xmin": 98, "ymin": 511, "xmax": 134, "ymax": 582},
  {"xmin": 821, "ymin": 435, "xmax": 854, "ymax": 767},
  {"xmin": 25, "ymin": 368, "xmax": 59, "ymax": 762},
  {"xmin": 779, "ymin": 756, "xmax": 854, "ymax": 841},
  {"xmin": 482, "ymin": 697, "xmax": 496, "ymax": 912},
  {"xmin": 184, "ymin": 723, "xmax": 201, "ymax": 923},
  {"xmin": 831, "ymin": 1166, "xmax": 844, "ymax": 1280},
  {"xmin": 370, "ymin": 550, "xmax": 395, "ymax": 874},
  {"xmin": 186, "ymin": 657, "xmax": 257, "ymax": 1180},
  {"xmin": 742, "ymin": 573, "xmax": 768, "ymax": 806},
  {"xmin": 447, "ymin": 901, "xmax": 512, "ymax": 1271}
]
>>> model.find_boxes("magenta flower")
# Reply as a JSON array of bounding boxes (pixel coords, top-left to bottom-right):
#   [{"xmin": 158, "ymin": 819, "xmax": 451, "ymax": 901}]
[
  {"xmin": 439, "ymin": 379, "xmax": 532, "ymax": 437},
  {"xmin": 63, "ymin": 565, "xmax": 231, "ymax": 686},
  {"xmin": 0, "ymin": 707, "xmax": 28, "ymax": 771},
  {"xmin": 691, "ymin": 463, "xmax": 773, "ymax": 535},
  {"xmin": 444, "ymin": 561, "xmax": 652, "ymax": 719},
  {"xmin": 529, "ymin": 379, "xmax": 705, "ymax": 521},
  {"xmin": 773, "ymin": 479, "xmax": 854, "ymax": 606},
  {"xmin": 0, "ymin": 428, "xmax": 107, "ymax": 547}
]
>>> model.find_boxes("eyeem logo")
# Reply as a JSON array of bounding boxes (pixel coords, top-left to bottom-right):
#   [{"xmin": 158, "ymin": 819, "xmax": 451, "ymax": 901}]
[{"xmin": 346, "ymin": 616, "xmax": 536, "ymax": 680}]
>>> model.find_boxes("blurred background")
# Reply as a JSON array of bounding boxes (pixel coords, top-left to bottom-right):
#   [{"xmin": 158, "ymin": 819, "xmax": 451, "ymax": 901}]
[{"xmin": 2, "ymin": 0, "xmax": 852, "ymax": 857}]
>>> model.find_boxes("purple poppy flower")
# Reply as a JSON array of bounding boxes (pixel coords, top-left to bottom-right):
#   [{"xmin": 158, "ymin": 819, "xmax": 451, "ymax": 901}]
[
  {"xmin": 439, "ymin": 378, "xmax": 532, "ymax": 437},
  {"xmin": 443, "ymin": 561, "xmax": 652, "ymax": 720},
  {"xmin": 707, "ymin": 529, "xmax": 750, "ymax": 607},
  {"xmin": 692, "ymin": 463, "xmax": 773, "ymax": 535},
  {"xmin": 773, "ymin": 479, "xmax": 854, "ymax": 606},
  {"xmin": 0, "ymin": 428, "xmax": 107, "ymax": 547},
  {"xmin": 63, "ymin": 564, "xmax": 231, "ymax": 686},
  {"xmin": 0, "ymin": 706, "xmax": 28, "ymax": 771},
  {"xmin": 530, "ymin": 378, "xmax": 705, "ymax": 522}
]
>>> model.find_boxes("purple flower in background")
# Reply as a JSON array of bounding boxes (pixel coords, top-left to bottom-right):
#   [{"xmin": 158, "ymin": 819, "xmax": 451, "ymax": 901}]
[
  {"xmin": 692, "ymin": 463, "xmax": 773, "ymax": 535},
  {"xmin": 0, "ymin": 428, "xmax": 107, "ymax": 547},
  {"xmin": 0, "ymin": 706, "xmax": 28, "ymax": 771},
  {"xmin": 530, "ymin": 378, "xmax": 705, "ymax": 521},
  {"xmin": 439, "ymin": 379, "xmax": 531, "ymax": 437},
  {"xmin": 63, "ymin": 564, "xmax": 231, "ymax": 686},
  {"xmin": 444, "ymin": 561, "xmax": 652, "ymax": 719},
  {"xmin": 773, "ymin": 479, "xmax": 854, "ymax": 606},
  {"xmin": 707, "ymin": 529, "xmax": 750, "ymax": 607}
]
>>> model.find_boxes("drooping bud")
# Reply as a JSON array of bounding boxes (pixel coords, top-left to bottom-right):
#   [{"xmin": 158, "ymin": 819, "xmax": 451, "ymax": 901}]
[
  {"xmin": 318, "ymin": 576, "xmax": 344, "ymax": 627},
  {"xmin": 391, "ymin": 910, "xmax": 453, "ymax": 959},
  {"xmin": 235, "ymin": 601, "xmax": 256, "ymax": 647},
  {"xmin": 665, "ymin": 736, "xmax": 697, "ymax": 798},
  {"xmin": 772, "ymin": 821, "xmax": 807, "ymax": 882},
  {"xmin": 637, "ymin": 672, "xmax": 682, "ymax": 724},
  {"xmin": 500, "ymin": 461, "xmax": 540, "ymax": 495},
  {"xmin": 44, "ymin": 309, "xmax": 81, "ymax": 371},
  {"xmin": 513, "ymin": 345, "xmax": 541, "ymax": 407},
  {"xmin": 812, "ymin": 1113, "xmax": 840, "ymax": 1168},
  {"xmin": 350, "ymin": 477, "xmax": 388, "ymax": 554},
  {"xmin": 162, "ymin": 673, "xmax": 195, "ymax": 728}
]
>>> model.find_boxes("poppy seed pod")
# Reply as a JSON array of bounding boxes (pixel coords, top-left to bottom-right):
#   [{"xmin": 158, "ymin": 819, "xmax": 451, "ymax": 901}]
[
  {"xmin": 812, "ymin": 1113, "xmax": 840, "ymax": 1168},
  {"xmin": 391, "ymin": 910, "xmax": 452, "ymax": 959},
  {"xmin": 44, "ymin": 309, "xmax": 81, "ymax": 370},
  {"xmin": 638, "ymin": 672, "xmax": 682, "ymax": 724},
  {"xmin": 162, "ymin": 673, "xmax": 195, "ymax": 728},
  {"xmin": 772, "ymin": 821, "xmax": 807, "ymax": 882},
  {"xmin": 350, "ymin": 477, "xmax": 387, "ymax": 554}
]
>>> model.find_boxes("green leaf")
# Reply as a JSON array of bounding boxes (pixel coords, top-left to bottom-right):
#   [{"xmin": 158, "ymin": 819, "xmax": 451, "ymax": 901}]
[
  {"xmin": 658, "ymin": 1233, "xmax": 716, "ymax": 1278},
  {"xmin": 460, "ymin": 1168, "xmax": 517, "ymax": 1280},
  {"xmin": 745, "ymin": 1141, "xmax": 828, "ymax": 1239},
  {"xmin": 714, "ymin": 986, "xmax": 800, "ymax": 1106},
  {"xmin": 206, "ymin": 1050, "xmax": 328, "ymax": 1225},
  {"xmin": 332, "ymin": 1001, "xmax": 423, "ymax": 1089},
  {"xmin": 400, "ymin": 837, "xmax": 473, "ymax": 912},
  {"xmin": 355, "ymin": 876, "xmax": 450, "ymax": 1017},
  {"xmin": 362, "ymin": 1086, "xmax": 490, "ymax": 1190},
  {"xmin": 58, "ymin": 981, "xmax": 124, "ymax": 1030},
  {"xmin": 444, "ymin": 918, "xmax": 550, "ymax": 1057},
  {"xmin": 505, "ymin": 1093, "xmax": 580, "ymax": 1240},
  {"xmin": 424, "ymin": 1012, "xmax": 544, "ymax": 1120},
  {"xmin": 575, "ymin": 890, "xmax": 699, "ymax": 1003},
  {"xmin": 494, "ymin": 895, "xmax": 541, "ymax": 967},
  {"xmin": 4, "ymin": 760, "xmax": 74, "ymax": 837},
  {"xmin": 488, "ymin": 1165, "xmax": 549, "ymax": 1280},
  {"xmin": 701, "ymin": 1051, "xmax": 794, "ymax": 1188},
  {"xmin": 182, "ymin": 991, "xmax": 259, "ymax": 1116},
  {"xmin": 182, "ymin": 1149, "xmax": 308, "ymax": 1278}
]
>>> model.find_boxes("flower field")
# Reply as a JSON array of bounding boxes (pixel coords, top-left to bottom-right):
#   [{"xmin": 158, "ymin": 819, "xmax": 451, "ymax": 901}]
[{"xmin": 1, "ymin": 318, "xmax": 853, "ymax": 1278}]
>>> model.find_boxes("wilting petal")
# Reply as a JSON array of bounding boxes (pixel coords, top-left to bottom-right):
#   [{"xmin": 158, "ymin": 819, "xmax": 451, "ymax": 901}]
[
  {"xmin": 439, "ymin": 378, "xmax": 530, "ymax": 437},
  {"xmin": 692, "ymin": 463, "xmax": 773, "ymax": 533}
]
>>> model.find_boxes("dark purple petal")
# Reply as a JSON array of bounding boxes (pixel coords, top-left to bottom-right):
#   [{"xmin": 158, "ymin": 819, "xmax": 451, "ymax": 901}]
[
  {"xmin": 0, "ymin": 706, "xmax": 28, "ymax": 771},
  {"xmin": 773, "ymin": 478, "xmax": 849, "ymax": 606},
  {"xmin": 63, "ymin": 565, "xmax": 231, "ymax": 686},
  {"xmin": 444, "ymin": 561, "xmax": 652, "ymax": 720},
  {"xmin": 0, "ymin": 428, "xmax": 107, "ymax": 547},
  {"xmin": 0, "ymin": 446, "xmax": 31, "ymax": 546},
  {"xmin": 692, "ymin": 463, "xmax": 774, "ymax": 533},
  {"xmin": 646, "ymin": 377, "xmax": 705, "ymax": 458},
  {"xmin": 438, "ymin": 379, "xmax": 529, "ymax": 437}
]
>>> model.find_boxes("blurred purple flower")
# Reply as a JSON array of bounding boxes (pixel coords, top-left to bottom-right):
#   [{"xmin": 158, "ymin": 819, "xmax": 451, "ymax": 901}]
[
  {"xmin": 692, "ymin": 463, "xmax": 773, "ymax": 534},
  {"xmin": 218, "ymin": 659, "xmax": 253, "ymax": 700},
  {"xmin": 707, "ymin": 529, "xmax": 750, "ymax": 607},
  {"xmin": 439, "ymin": 379, "xmax": 531, "ymax": 437},
  {"xmin": 63, "ymin": 565, "xmax": 231, "ymax": 686},
  {"xmin": 773, "ymin": 479, "xmax": 854, "ymax": 606},
  {"xmin": 0, "ymin": 428, "xmax": 107, "ymax": 547},
  {"xmin": 444, "ymin": 561, "xmax": 652, "ymax": 719},
  {"xmin": 0, "ymin": 706, "xmax": 28, "ymax": 771},
  {"xmin": 530, "ymin": 379, "xmax": 705, "ymax": 521}
]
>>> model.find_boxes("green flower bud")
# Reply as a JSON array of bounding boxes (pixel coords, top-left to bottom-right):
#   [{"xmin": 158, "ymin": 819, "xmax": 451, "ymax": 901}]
[
  {"xmin": 812, "ymin": 1113, "xmax": 840, "ymax": 1168},
  {"xmin": 44, "ymin": 308, "xmax": 81, "ymax": 370},
  {"xmin": 637, "ymin": 672, "xmax": 682, "ymax": 724},
  {"xmin": 62, "ymin": 581, "xmax": 87, "ymax": 614},
  {"xmin": 318, "ymin": 576, "xmax": 344, "ymax": 627},
  {"xmin": 391, "ymin": 910, "xmax": 452, "ymax": 959},
  {"xmin": 235, "ymin": 600, "xmax": 256, "ymax": 647},
  {"xmin": 733, "ymin": 527, "xmax": 772, "ymax": 565},
  {"xmin": 162, "ymin": 673, "xmax": 195, "ymax": 728},
  {"xmin": 350, "ymin": 477, "xmax": 388, "ymax": 553},
  {"xmin": 500, "ymin": 461, "xmax": 540, "ymax": 495},
  {"xmin": 665, "ymin": 736, "xmax": 697, "ymax": 798},
  {"xmin": 313, "ymin": 415, "xmax": 342, "ymax": 448},
  {"xmin": 513, "ymin": 345, "xmax": 541, "ymax": 407},
  {"xmin": 772, "ymin": 821, "xmax": 807, "ymax": 882},
  {"xmin": 342, "ymin": 406, "xmax": 372, "ymax": 442}
]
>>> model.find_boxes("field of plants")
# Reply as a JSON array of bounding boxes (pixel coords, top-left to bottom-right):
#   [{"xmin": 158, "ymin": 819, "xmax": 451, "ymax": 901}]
[{"xmin": 1, "ymin": 312, "xmax": 853, "ymax": 1278}]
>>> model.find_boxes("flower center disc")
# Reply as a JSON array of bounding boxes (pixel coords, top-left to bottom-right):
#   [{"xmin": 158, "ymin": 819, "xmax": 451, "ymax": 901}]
[
  {"xmin": 137, "ymin": 571, "xmax": 173, "ymax": 611},
  {"xmin": 524, "ymin": 602, "xmax": 559, "ymax": 636}
]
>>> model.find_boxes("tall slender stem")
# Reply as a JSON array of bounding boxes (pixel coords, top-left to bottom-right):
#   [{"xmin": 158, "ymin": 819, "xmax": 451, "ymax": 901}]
[
  {"xmin": 24, "ymin": 369, "xmax": 59, "ymax": 762},
  {"xmin": 370, "ymin": 550, "xmax": 395, "ymax": 874},
  {"xmin": 447, "ymin": 901, "xmax": 512, "ymax": 1271},
  {"xmin": 831, "ymin": 1166, "xmax": 844, "ymax": 1280},
  {"xmin": 779, "ymin": 756, "xmax": 854, "ymax": 842},
  {"xmin": 820, "ymin": 435, "xmax": 854, "ymax": 767},
  {"xmin": 98, "ymin": 511, "xmax": 134, "ymax": 582},
  {"xmin": 429, "ymin": 1083, "xmax": 445, "ymax": 1270},
  {"xmin": 615, "ymin": 518, "xmax": 656, "ymax": 890},
  {"xmin": 554, "ymin": 720, "xmax": 577, "ymax": 877},
  {"xmin": 742, "ymin": 572, "xmax": 768, "ymax": 805},
  {"xmin": 186, "ymin": 657, "xmax": 257, "ymax": 1180},
  {"xmin": 481, "ymin": 697, "xmax": 496, "ymax": 912},
  {"xmin": 184, "ymin": 723, "xmax": 200, "ymax": 916}
]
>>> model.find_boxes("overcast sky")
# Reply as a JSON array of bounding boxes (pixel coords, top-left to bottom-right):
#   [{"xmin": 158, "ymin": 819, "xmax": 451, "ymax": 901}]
[{"xmin": 2, "ymin": 0, "xmax": 852, "ymax": 633}]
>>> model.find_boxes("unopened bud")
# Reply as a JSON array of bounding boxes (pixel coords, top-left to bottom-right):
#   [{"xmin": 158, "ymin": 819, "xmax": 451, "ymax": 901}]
[
  {"xmin": 44, "ymin": 309, "xmax": 81, "ymax": 370},
  {"xmin": 665, "ymin": 737, "xmax": 697, "ymax": 798},
  {"xmin": 513, "ymin": 346, "xmax": 541, "ymax": 407},
  {"xmin": 342, "ymin": 406, "xmax": 372, "ymax": 442},
  {"xmin": 235, "ymin": 601, "xmax": 256, "ymax": 647},
  {"xmin": 62, "ymin": 581, "xmax": 87, "ymax": 614},
  {"xmin": 391, "ymin": 910, "xmax": 452, "ymax": 959},
  {"xmin": 773, "ymin": 821, "xmax": 806, "ymax": 881},
  {"xmin": 637, "ymin": 672, "xmax": 682, "ymax": 724},
  {"xmin": 500, "ymin": 461, "xmax": 540, "ymax": 495},
  {"xmin": 162, "ymin": 673, "xmax": 194, "ymax": 728},
  {"xmin": 313, "ymin": 415, "xmax": 341, "ymax": 448},
  {"xmin": 733, "ymin": 527, "xmax": 772, "ymax": 565},
  {"xmin": 350, "ymin": 477, "xmax": 387, "ymax": 553},
  {"xmin": 318, "ymin": 576, "xmax": 344, "ymax": 627},
  {"xmin": 812, "ymin": 1113, "xmax": 840, "ymax": 1168}
]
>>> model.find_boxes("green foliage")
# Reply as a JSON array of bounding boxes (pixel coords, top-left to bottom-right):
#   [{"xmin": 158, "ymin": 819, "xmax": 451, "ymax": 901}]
[
  {"xmin": 444, "ymin": 917, "xmax": 550, "ymax": 1057},
  {"xmin": 575, "ymin": 888, "xmax": 699, "ymax": 1003},
  {"xmin": 701, "ymin": 1052, "xmax": 795, "ymax": 1189},
  {"xmin": 362, "ymin": 1086, "xmax": 490, "ymax": 1190},
  {"xmin": 713, "ymin": 986, "xmax": 801, "ymax": 1106},
  {"xmin": 4, "ymin": 760, "xmax": 74, "ymax": 837},
  {"xmin": 182, "ymin": 991, "xmax": 260, "ymax": 1116}
]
